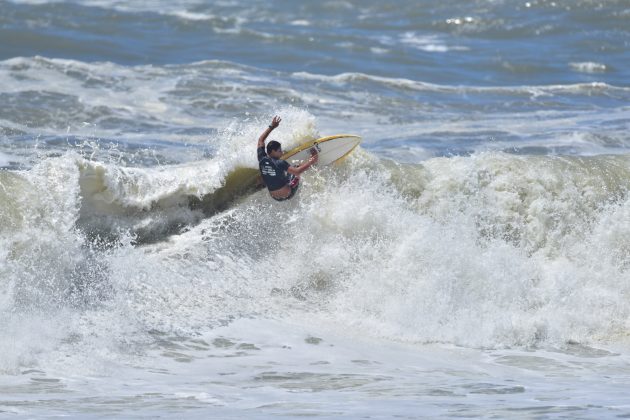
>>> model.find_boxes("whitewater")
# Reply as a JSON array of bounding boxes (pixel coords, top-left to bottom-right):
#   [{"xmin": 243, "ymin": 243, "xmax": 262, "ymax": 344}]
[{"xmin": 1, "ymin": 0, "xmax": 630, "ymax": 418}]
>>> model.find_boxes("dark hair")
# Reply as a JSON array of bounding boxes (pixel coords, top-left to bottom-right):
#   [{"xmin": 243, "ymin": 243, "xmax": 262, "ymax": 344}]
[{"xmin": 267, "ymin": 140, "xmax": 281, "ymax": 154}]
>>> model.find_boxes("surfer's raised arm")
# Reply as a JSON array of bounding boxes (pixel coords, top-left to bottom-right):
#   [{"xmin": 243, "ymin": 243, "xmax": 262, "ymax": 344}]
[{"xmin": 257, "ymin": 115, "xmax": 281, "ymax": 148}]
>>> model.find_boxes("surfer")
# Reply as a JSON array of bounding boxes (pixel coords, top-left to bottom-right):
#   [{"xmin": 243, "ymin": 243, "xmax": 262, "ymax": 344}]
[{"xmin": 257, "ymin": 116, "xmax": 318, "ymax": 201}]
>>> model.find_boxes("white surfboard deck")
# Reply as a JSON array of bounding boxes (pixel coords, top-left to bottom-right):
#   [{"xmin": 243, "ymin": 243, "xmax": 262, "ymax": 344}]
[{"xmin": 281, "ymin": 134, "xmax": 361, "ymax": 167}]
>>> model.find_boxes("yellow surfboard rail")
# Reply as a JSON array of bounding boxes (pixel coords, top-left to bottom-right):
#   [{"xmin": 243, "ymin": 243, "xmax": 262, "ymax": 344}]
[{"xmin": 281, "ymin": 134, "xmax": 362, "ymax": 163}]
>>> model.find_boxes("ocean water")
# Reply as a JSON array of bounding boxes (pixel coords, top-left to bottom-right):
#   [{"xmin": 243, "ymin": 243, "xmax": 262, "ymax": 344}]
[{"xmin": 1, "ymin": 0, "xmax": 630, "ymax": 418}]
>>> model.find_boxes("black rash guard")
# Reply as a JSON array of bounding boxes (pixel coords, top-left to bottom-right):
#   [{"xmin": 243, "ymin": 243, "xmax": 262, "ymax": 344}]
[{"xmin": 258, "ymin": 146, "xmax": 290, "ymax": 191}]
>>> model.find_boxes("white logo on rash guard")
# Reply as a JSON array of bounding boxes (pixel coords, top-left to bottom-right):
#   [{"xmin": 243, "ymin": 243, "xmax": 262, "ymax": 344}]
[{"xmin": 261, "ymin": 164, "xmax": 276, "ymax": 176}]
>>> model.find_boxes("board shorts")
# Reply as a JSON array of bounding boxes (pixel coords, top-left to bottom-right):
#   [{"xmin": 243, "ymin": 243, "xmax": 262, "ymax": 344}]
[{"xmin": 272, "ymin": 175, "xmax": 300, "ymax": 202}]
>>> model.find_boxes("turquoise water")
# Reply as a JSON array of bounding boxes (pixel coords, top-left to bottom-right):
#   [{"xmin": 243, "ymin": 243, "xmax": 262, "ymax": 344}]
[{"xmin": 1, "ymin": 0, "xmax": 630, "ymax": 418}]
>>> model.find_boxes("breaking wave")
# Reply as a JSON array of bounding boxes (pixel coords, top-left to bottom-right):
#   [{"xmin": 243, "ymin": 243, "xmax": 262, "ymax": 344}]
[{"xmin": 4, "ymin": 130, "xmax": 630, "ymax": 375}]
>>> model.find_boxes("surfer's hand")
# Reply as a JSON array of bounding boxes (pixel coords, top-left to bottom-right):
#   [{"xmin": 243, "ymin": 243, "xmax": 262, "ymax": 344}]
[
  {"xmin": 270, "ymin": 116, "xmax": 281, "ymax": 129},
  {"xmin": 310, "ymin": 152, "xmax": 318, "ymax": 164}
]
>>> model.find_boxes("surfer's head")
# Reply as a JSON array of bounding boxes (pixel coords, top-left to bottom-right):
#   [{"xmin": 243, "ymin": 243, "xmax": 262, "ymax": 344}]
[{"xmin": 266, "ymin": 140, "xmax": 283, "ymax": 158}]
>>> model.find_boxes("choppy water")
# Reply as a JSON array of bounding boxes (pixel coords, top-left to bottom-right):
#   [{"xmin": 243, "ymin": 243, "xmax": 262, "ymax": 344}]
[{"xmin": 1, "ymin": 0, "xmax": 630, "ymax": 418}]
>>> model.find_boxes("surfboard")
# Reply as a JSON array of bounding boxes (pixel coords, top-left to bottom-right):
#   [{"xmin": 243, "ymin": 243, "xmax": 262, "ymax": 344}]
[{"xmin": 281, "ymin": 134, "xmax": 362, "ymax": 167}]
